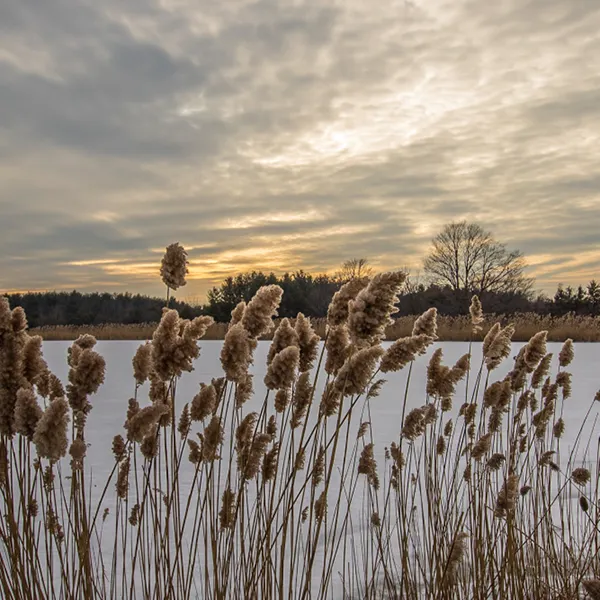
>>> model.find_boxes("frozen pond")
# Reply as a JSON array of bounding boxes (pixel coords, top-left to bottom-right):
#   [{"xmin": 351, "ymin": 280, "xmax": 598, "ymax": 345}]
[
  {"xmin": 26, "ymin": 340, "xmax": 600, "ymax": 598},
  {"xmin": 42, "ymin": 340, "xmax": 600, "ymax": 480}
]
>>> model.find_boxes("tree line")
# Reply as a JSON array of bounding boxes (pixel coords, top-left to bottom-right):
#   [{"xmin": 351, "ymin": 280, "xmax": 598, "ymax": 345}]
[
  {"xmin": 3, "ymin": 277, "xmax": 599, "ymax": 329},
  {"xmin": 3, "ymin": 221, "xmax": 597, "ymax": 326}
]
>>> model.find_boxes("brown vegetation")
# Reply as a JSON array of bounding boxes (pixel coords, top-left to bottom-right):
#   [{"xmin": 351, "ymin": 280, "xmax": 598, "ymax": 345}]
[
  {"xmin": 30, "ymin": 312, "xmax": 600, "ymax": 342},
  {"xmin": 1, "ymin": 246, "xmax": 599, "ymax": 599}
]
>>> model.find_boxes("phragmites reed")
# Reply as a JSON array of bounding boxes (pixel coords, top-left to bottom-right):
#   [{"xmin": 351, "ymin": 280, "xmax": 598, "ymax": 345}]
[
  {"xmin": 33, "ymin": 397, "xmax": 70, "ymax": 461},
  {"xmin": 219, "ymin": 487, "xmax": 236, "ymax": 529},
  {"xmin": 66, "ymin": 338, "xmax": 106, "ymax": 414},
  {"xmin": 426, "ymin": 349, "xmax": 460, "ymax": 400},
  {"xmin": 437, "ymin": 436, "xmax": 446, "ymax": 455},
  {"xmin": 266, "ymin": 415, "xmax": 277, "ymax": 440},
  {"xmin": 482, "ymin": 323, "xmax": 501, "ymax": 356},
  {"xmin": 314, "ymin": 491, "xmax": 327, "ymax": 522},
  {"xmin": 487, "ymin": 453, "xmax": 506, "ymax": 471},
  {"xmin": 132, "ymin": 342, "xmax": 152, "ymax": 385},
  {"xmin": 125, "ymin": 403, "xmax": 169, "ymax": 443},
  {"xmin": 294, "ymin": 313, "xmax": 320, "ymax": 372},
  {"xmin": 112, "ymin": 434, "xmax": 126, "ymax": 461},
  {"xmin": 202, "ymin": 416, "xmax": 223, "ymax": 462},
  {"xmin": 470, "ymin": 296, "xmax": 484, "ymax": 332},
  {"xmin": 471, "ymin": 433, "xmax": 492, "ymax": 461},
  {"xmin": 14, "ymin": 386, "xmax": 42, "ymax": 441},
  {"xmin": 358, "ymin": 443, "xmax": 379, "ymax": 489},
  {"xmin": 558, "ymin": 338, "xmax": 574, "ymax": 367},
  {"xmin": 442, "ymin": 532, "xmax": 469, "ymax": 587},
  {"xmin": 412, "ymin": 307, "xmax": 438, "ymax": 339},
  {"xmin": 571, "ymin": 467, "xmax": 591, "ymax": 486},
  {"xmin": 160, "ymin": 242, "xmax": 188, "ymax": 291},
  {"xmin": 221, "ymin": 323, "xmax": 254, "ymax": 383},
  {"xmin": 334, "ymin": 345, "xmax": 384, "ymax": 396},
  {"xmin": 22, "ymin": 335, "xmax": 46, "ymax": 385},
  {"xmin": 230, "ymin": 301, "xmax": 246, "ymax": 328},
  {"xmin": 531, "ymin": 353, "xmax": 553, "ymax": 389},
  {"xmin": 262, "ymin": 442, "xmax": 279, "ymax": 481},
  {"xmin": 484, "ymin": 324, "xmax": 515, "ymax": 370},
  {"xmin": 325, "ymin": 325, "xmax": 350, "ymax": 375},
  {"xmin": 140, "ymin": 425, "xmax": 160, "ymax": 460},
  {"xmin": 380, "ymin": 334, "xmax": 432, "ymax": 373},
  {"xmin": 235, "ymin": 373, "xmax": 253, "ymax": 408},
  {"xmin": 313, "ymin": 445, "xmax": 326, "ymax": 487},
  {"xmin": 327, "ymin": 277, "xmax": 370, "ymax": 327},
  {"xmin": 402, "ymin": 407, "xmax": 426, "ymax": 441},
  {"xmin": 267, "ymin": 318, "xmax": 299, "ymax": 365},
  {"xmin": 556, "ymin": 371, "xmax": 572, "ymax": 399},
  {"xmin": 151, "ymin": 310, "xmax": 213, "ymax": 381},
  {"xmin": 274, "ymin": 389, "xmax": 290, "ymax": 413},
  {"xmin": 241, "ymin": 285, "xmax": 283, "ymax": 339},
  {"xmin": 444, "ymin": 420, "xmax": 453, "ymax": 437},
  {"xmin": 69, "ymin": 438, "xmax": 87, "ymax": 468},
  {"xmin": 116, "ymin": 457, "xmax": 130, "ymax": 499},
  {"xmin": 495, "ymin": 474, "xmax": 519, "ymax": 518},
  {"xmin": 523, "ymin": 331, "xmax": 548, "ymax": 370},
  {"xmin": 187, "ymin": 439, "xmax": 201, "ymax": 464},
  {"xmin": 0, "ymin": 302, "xmax": 32, "ymax": 435},
  {"xmin": 291, "ymin": 371, "xmax": 312, "ymax": 428},
  {"xmin": 243, "ymin": 433, "xmax": 271, "ymax": 480},
  {"xmin": 553, "ymin": 418, "xmax": 565, "ymax": 438},
  {"xmin": 177, "ymin": 403, "xmax": 191, "ymax": 437},
  {"xmin": 264, "ymin": 346, "xmax": 300, "ymax": 390},
  {"xmin": 347, "ymin": 271, "xmax": 405, "ymax": 347},
  {"xmin": 190, "ymin": 383, "xmax": 217, "ymax": 421}
]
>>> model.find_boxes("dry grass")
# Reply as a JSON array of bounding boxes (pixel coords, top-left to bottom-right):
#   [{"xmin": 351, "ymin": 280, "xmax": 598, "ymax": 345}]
[
  {"xmin": 1, "ymin": 267, "xmax": 600, "ymax": 599},
  {"xmin": 30, "ymin": 312, "xmax": 600, "ymax": 342}
]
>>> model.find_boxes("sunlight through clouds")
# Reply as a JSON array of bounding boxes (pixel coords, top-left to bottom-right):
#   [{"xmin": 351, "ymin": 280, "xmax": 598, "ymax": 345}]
[{"xmin": 0, "ymin": 0, "xmax": 599, "ymax": 297}]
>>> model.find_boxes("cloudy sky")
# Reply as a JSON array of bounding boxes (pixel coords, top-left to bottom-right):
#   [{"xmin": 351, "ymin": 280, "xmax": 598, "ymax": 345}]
[{"xmin": 1, "ymin": 0, "xmax": 599, "ymax": 300}]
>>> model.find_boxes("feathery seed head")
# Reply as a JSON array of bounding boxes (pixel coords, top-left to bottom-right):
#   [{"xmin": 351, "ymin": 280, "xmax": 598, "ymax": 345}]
[
  {"xmin": 334, "ymin": 345, "xmax": 384, "ymax": 396},
  {"xmin": 412, "ymin": 307, "xmax": 438, "ymax": 339},
  {"xmin": 267, "ymin": 318, "xmax": 299, "ymax": 365},
  {"xmin": 221, "ymin": 323, "xmax": 255, "ymax": 383},
  {"xmin": 347, "ymin": 271, "xmax": 405, "ymax": 347},
  {"xmin": 327, "ymin": 277, "xmax": 370, "ymax": 327},
  {"xmin": 469, "ymin": 296, "xmax": 484, "ymax": 331},
  {"xmin": 558, "ymin": 338, "xmax": 574, "ymax": 367},
  {"xmin": 190, "ymin": 383, "xmax": 217, "ymax": 421},
  {"xmin": 380, "ymin": 334, "xmax": 432, "ymax": 373},
  {"xmin": 14, "ymin": 386, "xmax": 42, "ymax": 441},
  {"xmin": 295, "ymin": 313, "xmax": 320, "ymax": 372},
  {"xmin": 572, "ymin": 467, "xmax": 591, "ymax": 486},
  {"xmin": 33, "ymin": 397, "xmax": 70, "ymax": 461},
  {"xmin": 264, "ymin": 346, "xmax": 300, "ymax": 390},
  {"xmin": 132, "ymin": 342, "xmax": 152, "ymax": 385},
  {"xmin": 523, "ymin": 331, "xmax": 548, "ymax": 370},
  {"xmin": 325, "ymin": 325, "xmax": 350, "ymax": 375},
  {"xmin": 241, "ymin": 285, "xmax": 283, "ymax": 339},
  {"xmin": 160, "ymin": 242, "xmax": 188, "ymax": 290}
]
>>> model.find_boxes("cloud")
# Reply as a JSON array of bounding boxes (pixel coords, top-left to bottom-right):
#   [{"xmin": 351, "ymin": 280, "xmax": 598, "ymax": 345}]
[{"xmin": 0, "ymin": 0, "xmax": 599, "ymax": 299}]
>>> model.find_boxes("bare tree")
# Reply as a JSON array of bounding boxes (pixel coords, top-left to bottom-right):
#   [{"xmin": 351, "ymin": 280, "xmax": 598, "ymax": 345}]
[
  {"xmin": 423, "ymin": 221, "xmax": 534, "ymax": 296},
  {"xmin": 336, "ymin": 258, "xmax": 374, "ymax": 282}
]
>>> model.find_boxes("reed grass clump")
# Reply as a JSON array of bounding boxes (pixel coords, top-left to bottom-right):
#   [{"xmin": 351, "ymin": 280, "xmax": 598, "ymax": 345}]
[{"xmin": 1, "ymin": 259, "xmax": 600, "ymax": 600}]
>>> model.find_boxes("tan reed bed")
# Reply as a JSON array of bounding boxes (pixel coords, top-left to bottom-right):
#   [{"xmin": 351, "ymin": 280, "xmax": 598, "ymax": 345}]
[
  {"xmin": 1, "ymin": 248, "xmax": 600, "ymax": 599},
  {"xmin": 30, "ymin": 312, "xmax": 600, "ymax": 342}
]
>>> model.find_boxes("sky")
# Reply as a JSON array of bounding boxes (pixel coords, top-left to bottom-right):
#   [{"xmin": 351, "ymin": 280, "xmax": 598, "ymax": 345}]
[{"xmin": 1, "ymin": 0, "xmax": 599, "ymax": 301}]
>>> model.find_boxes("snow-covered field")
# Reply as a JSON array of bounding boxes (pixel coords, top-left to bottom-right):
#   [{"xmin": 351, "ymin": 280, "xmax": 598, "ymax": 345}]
[
  {"xmin": 37, "ymin": 340, "xmax": 600, "ymax": 598},
  {"xmin": 42, "ymin": 340, "xmax": 600, "ymax": 479}
]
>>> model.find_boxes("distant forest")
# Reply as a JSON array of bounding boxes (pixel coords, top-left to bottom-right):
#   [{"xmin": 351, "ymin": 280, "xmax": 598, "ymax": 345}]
[{"xmin": 3, "ymin": 272, "xmax": 600, "ymax": 328}]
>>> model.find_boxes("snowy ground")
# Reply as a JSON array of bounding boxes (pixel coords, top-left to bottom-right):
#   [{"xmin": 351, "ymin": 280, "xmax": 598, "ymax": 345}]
[{"xmin": 38, "ymin": 340, "xmax": 600, "ymax": 597}]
